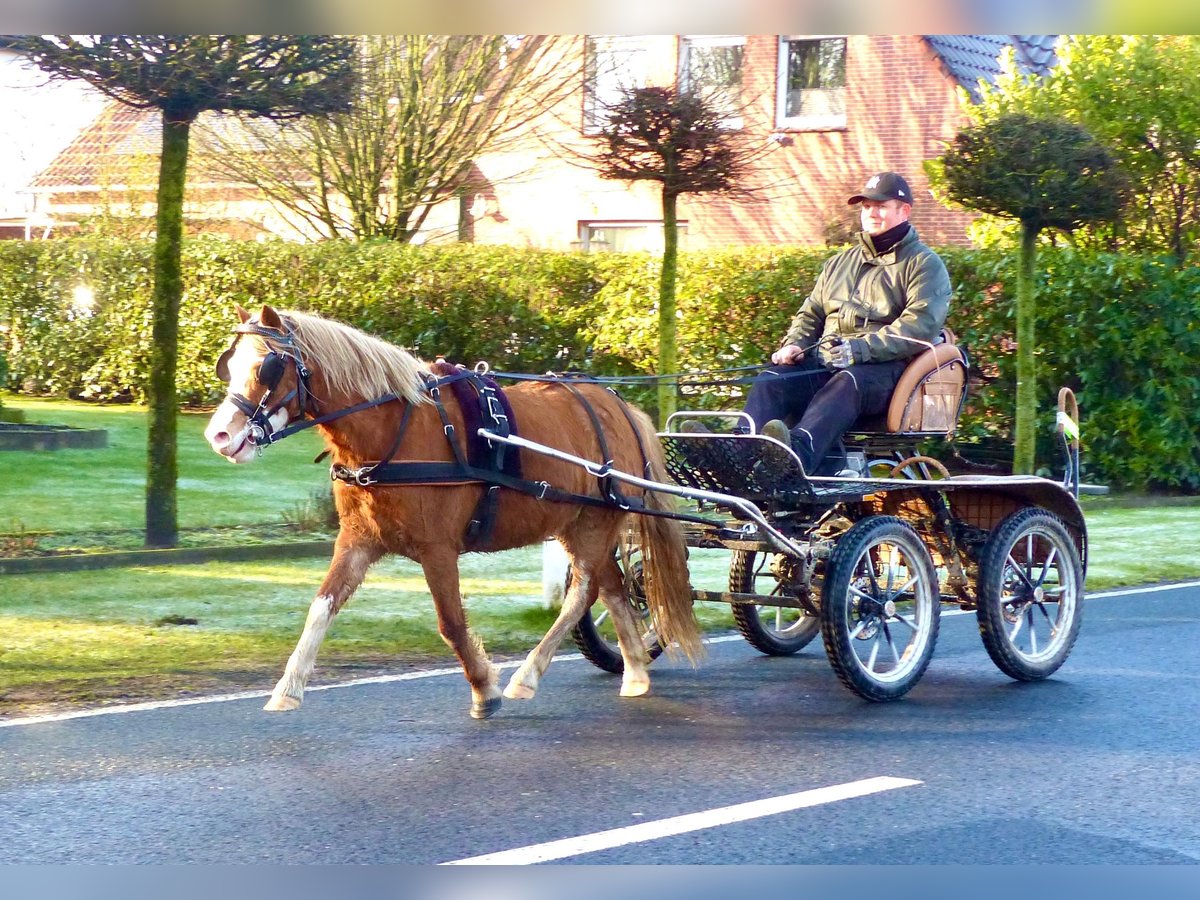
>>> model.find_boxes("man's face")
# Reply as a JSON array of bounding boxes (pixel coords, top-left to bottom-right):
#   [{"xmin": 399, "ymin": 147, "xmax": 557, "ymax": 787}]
[{"xmin": 860, "ymin": 199, "xmax": 911, "ymax": 236}]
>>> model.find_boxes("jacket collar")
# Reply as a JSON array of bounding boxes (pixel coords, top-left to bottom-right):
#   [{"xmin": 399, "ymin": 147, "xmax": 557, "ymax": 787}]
[{"xmin": 857, "ymin": 225, "xmax": 919, "ymax": 262}]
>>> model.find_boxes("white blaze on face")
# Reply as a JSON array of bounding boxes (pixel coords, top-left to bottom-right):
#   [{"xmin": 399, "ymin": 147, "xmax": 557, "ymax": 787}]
[{"xmin": 203, "ymin": 340, "xmax": 290, "ymax": 464}]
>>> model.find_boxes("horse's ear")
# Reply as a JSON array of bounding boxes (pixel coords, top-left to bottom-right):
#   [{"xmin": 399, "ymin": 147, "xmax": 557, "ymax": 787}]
[
  {"xmin": 235, "ymin": 303, "xmax": 251, "ymax": 324},
  {"xmin": 260, "ymin": 305, "xmax": 283, "ymax": 329}
]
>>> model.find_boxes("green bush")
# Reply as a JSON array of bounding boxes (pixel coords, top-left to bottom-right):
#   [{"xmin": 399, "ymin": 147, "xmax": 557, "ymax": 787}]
[{"xmin": 1, "ymin": 237, "xmax": 1196, "ymax": 492}]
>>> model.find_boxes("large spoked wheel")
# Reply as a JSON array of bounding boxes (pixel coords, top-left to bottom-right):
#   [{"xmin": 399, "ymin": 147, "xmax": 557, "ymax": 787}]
[
  {"xmin": 729, "ymin": 550, "xmax": 820, "ymax": 655},
  {"xmin": 571, "ymin": 547, "xmax": 664, "ymax": 674},
  {"xmin": 976, "ymin": 507, "xmax": 1083, "ymax": 681},
  {"xmin": 820, "ymin": 516, "xmax": 940, "ymax": 701}
]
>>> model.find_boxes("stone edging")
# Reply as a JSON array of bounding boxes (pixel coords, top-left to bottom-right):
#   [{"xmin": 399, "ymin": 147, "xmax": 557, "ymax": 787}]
[{"xmin": 0, "ymin": 540, "xmax": 335, "ymax": 576}]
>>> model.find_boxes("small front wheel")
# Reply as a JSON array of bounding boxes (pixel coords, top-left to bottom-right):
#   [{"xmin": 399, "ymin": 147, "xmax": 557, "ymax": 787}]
[
  {"xmin": 976, "ymin": 507, "xmax": 1083, "ymax": 681},
  {"xmin": 729, "ymin": 549, "xmax": 820, "ymax": 655},
  {"xmin": 820, "ymin": 516, "xmax": 940, "ymax": 701}
]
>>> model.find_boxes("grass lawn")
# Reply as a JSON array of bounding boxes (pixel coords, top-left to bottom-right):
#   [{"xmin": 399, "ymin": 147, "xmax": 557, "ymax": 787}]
[
  {"xmin": 1, "ymin": 396, "xmax": 328, "ymax": 535},
  {"xmin": 1, "ymin": 397, "xmax": 1197, "ymax": 717}
]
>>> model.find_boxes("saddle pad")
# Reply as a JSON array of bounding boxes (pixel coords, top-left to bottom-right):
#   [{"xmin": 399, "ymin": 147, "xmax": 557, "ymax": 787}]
[{"xmin": 430, "ymin": 362, "xmax": 522, "ymax": 479}]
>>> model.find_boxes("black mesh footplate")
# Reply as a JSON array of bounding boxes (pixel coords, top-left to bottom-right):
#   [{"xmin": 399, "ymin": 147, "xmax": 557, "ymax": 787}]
[{"xmin": 659, "ymin": 434, "xmax": 877, "ymax": 505}]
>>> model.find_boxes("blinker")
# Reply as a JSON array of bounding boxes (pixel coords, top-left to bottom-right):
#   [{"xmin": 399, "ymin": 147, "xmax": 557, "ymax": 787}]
[{"xmin": 258, "ymin": 352, "xmax": 286, "ymax": 390}]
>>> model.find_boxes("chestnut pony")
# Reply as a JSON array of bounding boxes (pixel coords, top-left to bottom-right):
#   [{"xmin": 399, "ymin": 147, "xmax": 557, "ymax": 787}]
[{"xmin": 204, "ymin": 305, "xmax": 701, "ymax": 718}]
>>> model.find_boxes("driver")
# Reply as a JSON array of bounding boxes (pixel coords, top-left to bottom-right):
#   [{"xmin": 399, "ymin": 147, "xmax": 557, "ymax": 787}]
[{"xmin": 741, "ymin": 171, "xmax": 952, "ymax": 475}]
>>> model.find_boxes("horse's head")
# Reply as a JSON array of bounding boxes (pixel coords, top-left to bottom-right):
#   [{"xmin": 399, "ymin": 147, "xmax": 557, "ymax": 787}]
[{"xmin": 205, "ymin": 304, "xmax": 312, "ymax": 463}]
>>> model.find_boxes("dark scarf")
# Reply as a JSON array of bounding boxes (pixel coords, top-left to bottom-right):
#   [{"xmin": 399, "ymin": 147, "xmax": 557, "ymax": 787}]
[{"xmin": 864, "ymin": 221, "xmax": 911, "ymax": 256}]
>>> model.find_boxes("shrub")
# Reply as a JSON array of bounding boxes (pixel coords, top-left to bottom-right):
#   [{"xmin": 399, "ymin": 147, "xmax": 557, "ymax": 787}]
[{"xmin": 1, "ymin": 237, "xmax": 1195, "ymax": 491}]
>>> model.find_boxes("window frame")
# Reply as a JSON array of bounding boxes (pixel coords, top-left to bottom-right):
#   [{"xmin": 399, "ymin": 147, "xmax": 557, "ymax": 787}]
[
  {"xmin": 775, "ymin": 35, "xmax": 848, "ymax": 131},
  {"xmin": 577, "ymin": 219, "xmax": 688, "ymax": 253},
  {"xmin": 583, "ymin": 36, "xmax": 650, "ymax": 135},
  {"xmin": 678, "ymin": 34, "xmax": 746, "ymax": 131}
]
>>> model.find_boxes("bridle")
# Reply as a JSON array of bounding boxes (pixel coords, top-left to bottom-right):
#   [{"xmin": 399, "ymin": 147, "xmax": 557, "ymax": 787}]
[{"xmin": 215, "ymin": 318, "xmax": 317, "ymax": 448}]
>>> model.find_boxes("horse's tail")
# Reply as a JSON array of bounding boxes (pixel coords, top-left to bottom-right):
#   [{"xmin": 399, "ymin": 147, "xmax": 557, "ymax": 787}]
[{"xmin": 628, "ymin": 408, "xmax": 705, "ymax": 665}]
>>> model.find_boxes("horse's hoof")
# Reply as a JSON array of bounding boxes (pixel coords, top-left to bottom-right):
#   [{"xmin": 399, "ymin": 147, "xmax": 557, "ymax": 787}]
[
  {"xmin": 503, "ymin": 681, "xmax": 536, "ymax": 701},
  {"xmin": 619, "ymin": 680, "xmax": 651, "ymax": 698},
  {"xmin": 264, "ymin": 694, "xmax": 301, "ymax": 712},
  {"xmin": 470, "ymin": 696, "xmax": 502, "ymax": 719}
]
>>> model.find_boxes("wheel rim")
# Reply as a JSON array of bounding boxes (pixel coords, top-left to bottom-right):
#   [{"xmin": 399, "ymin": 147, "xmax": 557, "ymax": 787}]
[
  {"xmin": 748, "ymin": 553, "xmax": 816, "ymax": 639},
  {"xmin": 839, "ymin": 535, "xmax": 936, "ymax": 684},
  {"xmin": 994, "ymin": 524, "xmax": 1078, "ymax": 665}
]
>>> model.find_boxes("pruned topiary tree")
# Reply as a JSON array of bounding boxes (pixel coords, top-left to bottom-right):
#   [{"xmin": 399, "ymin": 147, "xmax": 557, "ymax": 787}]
[
  {"xmin": 931, "ymin": 112, "xmax": 1128, "ymax": 474},
  {"xmin": 591, "ymin": 85, "xmax": 762, "ymax": 422},
  {"xmin": 18, "ymin": 35, "xmax": 357, "ymax": 547}
]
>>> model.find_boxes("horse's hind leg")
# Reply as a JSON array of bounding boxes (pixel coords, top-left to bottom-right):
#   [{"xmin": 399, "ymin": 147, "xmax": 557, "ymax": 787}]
[
  {"xmin": 504, "ymin": 550, "xmax": 598, "ymax": 701},
  {"xmin": 419, "ymin": 545, "xmax": 502, "ymax": 719},
  {"xmin": 594, "ymin": 551, "xmax": 653, "ymax": 698},
  {"xmin": 505, "ymin": 525, "xmax": 649, "ymax": 701},
  {"xmin": 266, "ymin": 540, "xmax": 380, "ymax": 712}
]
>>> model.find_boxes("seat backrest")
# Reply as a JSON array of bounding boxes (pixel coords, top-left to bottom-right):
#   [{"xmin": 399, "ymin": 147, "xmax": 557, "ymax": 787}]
[{"xmin": 884, "ymin": 332, "xmax": 968, "ymax": 435}]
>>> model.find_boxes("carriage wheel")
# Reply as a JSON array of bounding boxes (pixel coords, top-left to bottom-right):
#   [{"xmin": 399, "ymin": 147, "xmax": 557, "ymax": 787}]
[
  {"xmin": 728, "ymin": 550, "xmax": 820, "ymax": 655},
  {"xmin": 820, "ymin": 516, "xmax": 940, "ymax": 701},
  {"xmin": 976, "ymin": 507, "xmax": 1083, "ymax": 681},
  {"xmin": 571, "ymin": 547, "xmax": 664, "ymax": 674}
]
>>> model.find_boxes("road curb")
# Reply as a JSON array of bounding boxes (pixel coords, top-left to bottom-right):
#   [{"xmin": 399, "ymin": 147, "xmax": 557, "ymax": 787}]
[{"xmin": 0, "ymin": 540, "xmax": 335, "ymax": 575}]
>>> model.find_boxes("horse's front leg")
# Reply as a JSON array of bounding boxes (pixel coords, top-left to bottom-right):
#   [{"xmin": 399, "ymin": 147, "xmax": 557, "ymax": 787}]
[
  {"xmin": 265, "ymin": 539, "xmax": 381, "ymax": 712},
  {"xmin": 419, "ymin": 545, "xmax": 502, "ymax": 719}
]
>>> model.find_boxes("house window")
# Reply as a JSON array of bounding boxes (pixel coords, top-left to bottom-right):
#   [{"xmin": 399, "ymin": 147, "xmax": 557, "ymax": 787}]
[
  {"xmin": 584, "ymin": 36, "xmax": 651, "ymax": 134},
  {"xmin": 578, "ymin": 221, "xmax": 687, "ymax": 253},
  {"xmin": 776, "ymin": 36, "xmax": 847, "ymax": 130},
  {"xmin": 679, "ymin": 35, "xmax": 745, "ymax": 129}
]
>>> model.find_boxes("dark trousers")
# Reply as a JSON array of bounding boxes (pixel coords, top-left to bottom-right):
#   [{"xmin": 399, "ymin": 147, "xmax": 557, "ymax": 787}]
[{"xmin": 743, "ymin": 356, "xmax": 908, "ymax": 473}]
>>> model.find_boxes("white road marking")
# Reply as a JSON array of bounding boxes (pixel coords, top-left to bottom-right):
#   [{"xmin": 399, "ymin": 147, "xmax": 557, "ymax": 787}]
[
  {"xmin": 0, "ymin": 636, "xmax": 745, "ymax": 729},
  {"xmin": 3, "ymin": 581, "xmax": 1196, "ymax": 729},
  {"xmin": 441, "ymin": 776, "xmax": 922, "ymax": 865}
]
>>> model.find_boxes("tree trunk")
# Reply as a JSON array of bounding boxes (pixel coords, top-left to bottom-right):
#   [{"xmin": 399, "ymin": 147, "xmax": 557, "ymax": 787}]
[
  {"xmin": 145, "ymin": 116, "xmax": 190, "ymax": 548},
  {"xmin": 657, "ymin": 190, "xmax": 679, "ymax": 425},
  {"xmin": 1013, "ymin": 222, "xmax": 1038, "ymax": 475}
]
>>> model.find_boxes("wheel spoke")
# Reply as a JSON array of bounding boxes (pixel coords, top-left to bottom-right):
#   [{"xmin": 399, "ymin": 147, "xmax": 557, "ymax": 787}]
[
  {"xmin": 1006, "ymin": 553, "xmax": 1037, "ymax": 591},
  {"xmin": 594, "ymin": 608, "xmax": 610, "ymax": 627},
  {"xmin": 850, "ymin": 584, "xmax": 878, "ymax": 604},
  {"xmin": 848, "ymin": 618, "xmax": 870, "ymax": 640},
  {"xmin": 1027, "ymin": 607, "xmax": 1039, "ymax": 654},
  {"xmin": 1035, "ymin": 546, "xmax": 1059, "ymax": 588},
  {"xmin": 863, "ymin": 556, "xmax": 883, "ymax": 597},
  {"xmin": 866, "ymin": 635, "xmax": 881, "ymax": 672},
  {"xmin": 1007, "ymin": 608, "xmax": 1026, "ymax": 642},
  {"xmin": 883, "ymin": 547, "xmax": 897, "ymax": 594},
  {"xmin": 1035, "ymin": 602, "xmax": 1057, "ymax": 628},
  {"xmin": 891, "ymin": 612, "xmax": 919, "ymax": 632},
  {"xmin": 882, "ymin": 623, "xmax": 901, "ymax": 664}
]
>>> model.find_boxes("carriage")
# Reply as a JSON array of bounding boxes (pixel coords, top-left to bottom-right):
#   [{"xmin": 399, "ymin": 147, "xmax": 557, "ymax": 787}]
[
  {"xmin": 208, "ymin": 306, "xmax": 1088, "ymax": 715},
  {"xmin": 539, "ymin": 336, "xmax": 1088, "ymax": 702}
]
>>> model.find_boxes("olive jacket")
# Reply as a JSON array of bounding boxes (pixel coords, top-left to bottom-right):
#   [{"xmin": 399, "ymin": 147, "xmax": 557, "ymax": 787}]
[{"xmin": 782, "ymin": 226, "xmax": 952, "ymax": 365}]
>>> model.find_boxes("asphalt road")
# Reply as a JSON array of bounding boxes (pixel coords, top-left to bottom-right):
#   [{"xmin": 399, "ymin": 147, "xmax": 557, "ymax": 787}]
[{"xmin": 2, "ymin": 582, "xmax": 1198, "ymax": 865}]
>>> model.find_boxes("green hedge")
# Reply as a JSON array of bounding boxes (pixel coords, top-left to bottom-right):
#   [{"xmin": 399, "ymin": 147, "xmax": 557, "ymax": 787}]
[{"xmin": 1, "ymin": 236, "xmax": 1196, "ymax": 492}]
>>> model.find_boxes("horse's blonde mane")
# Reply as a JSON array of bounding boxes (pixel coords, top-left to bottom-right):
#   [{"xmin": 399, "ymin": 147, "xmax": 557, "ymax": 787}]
[{"xmin": 280, "ymin": 310, "xmax": 430, "ymax": 405}]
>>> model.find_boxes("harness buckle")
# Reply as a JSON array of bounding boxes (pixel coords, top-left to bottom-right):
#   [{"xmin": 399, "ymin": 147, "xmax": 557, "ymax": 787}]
[
  {"xmin": 536, "ymin": 481, "xmax": 551, "ymax": 500},
  {"xmin": 483, "ymin": 393, "xmax": 508, "ymax": 426},
  {"xmin": 330, "ymin": 464, "xmax": 378, "ymax": 487}
]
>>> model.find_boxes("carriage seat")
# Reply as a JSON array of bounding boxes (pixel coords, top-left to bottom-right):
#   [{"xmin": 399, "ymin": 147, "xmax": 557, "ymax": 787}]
[{"xmin": 851, "ymin": 329, "xmax": 968, "ymax": 437}]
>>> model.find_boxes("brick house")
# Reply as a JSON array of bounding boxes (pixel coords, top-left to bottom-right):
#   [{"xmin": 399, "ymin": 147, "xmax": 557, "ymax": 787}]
[{"xmin": 21, "ymin": 35, "xmax": 1057, "ymax": 249}]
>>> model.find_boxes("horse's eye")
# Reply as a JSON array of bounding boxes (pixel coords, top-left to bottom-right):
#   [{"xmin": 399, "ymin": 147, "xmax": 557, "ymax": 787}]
[{"xmin": 258, "ymin": 353, "xmax": 285, "ymax": 390}]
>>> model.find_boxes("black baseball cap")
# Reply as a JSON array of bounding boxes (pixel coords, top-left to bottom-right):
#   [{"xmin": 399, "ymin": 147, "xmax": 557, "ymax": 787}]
[{"xmin": 848, "ymin": 172, "xmax": 913, "ymax": 205}]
